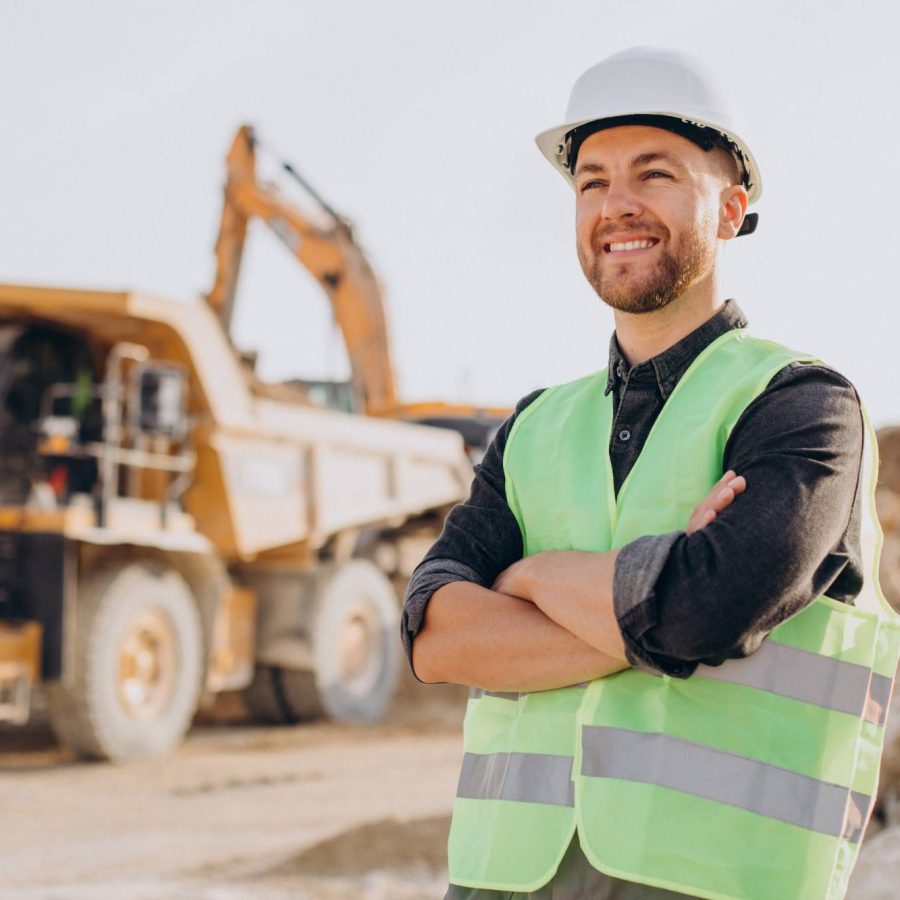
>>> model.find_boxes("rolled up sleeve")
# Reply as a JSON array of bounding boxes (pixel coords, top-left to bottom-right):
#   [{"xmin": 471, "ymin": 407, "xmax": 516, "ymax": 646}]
[
  {"xmin": 612, "ymin": 364, "xmax": 864, "ymax": 678},
  {"xmin": 400, "ymin": 389, "xmax": 544, "ymax": 678},
  {"xmin": 401, "ymin": 558, "xmax": 486, "ymax": 679},
  {"xmin": 613, "ymin": 532, "xmax": 688, "ymax": 674}
]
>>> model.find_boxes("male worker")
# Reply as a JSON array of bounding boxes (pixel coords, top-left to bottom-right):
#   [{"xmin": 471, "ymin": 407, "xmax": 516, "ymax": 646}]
[{"xmin": 402, "ymin": 47, "xmax": 900, "ymax": 899}]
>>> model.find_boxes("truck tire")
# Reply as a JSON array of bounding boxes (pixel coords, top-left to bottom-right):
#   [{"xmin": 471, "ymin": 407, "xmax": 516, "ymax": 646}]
[
  {"xmin": 310, "ymin": 559, "xmax": 400, "ymax": 723},
  {"xmin": 244, "ymin": 559, "xmax": 400, "ymax": 725},
  {"xmin": 242, "ymin": 665, "xmax": 319, "ymax": 724},
  {"xmin": 45, "ymin": 561, "xmax": 203, "ymax": 762}
]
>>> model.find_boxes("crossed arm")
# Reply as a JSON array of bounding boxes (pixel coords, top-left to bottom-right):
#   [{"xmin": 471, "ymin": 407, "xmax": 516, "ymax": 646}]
[{"xmin": 412, "ymin": 472, "xmax": 746, "ymax": 691}]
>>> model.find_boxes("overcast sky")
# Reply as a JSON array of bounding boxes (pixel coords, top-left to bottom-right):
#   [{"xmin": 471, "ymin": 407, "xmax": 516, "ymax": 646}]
[{"xmin": 2, "ymin": 1, "xmax": 898, "ymax": 424}]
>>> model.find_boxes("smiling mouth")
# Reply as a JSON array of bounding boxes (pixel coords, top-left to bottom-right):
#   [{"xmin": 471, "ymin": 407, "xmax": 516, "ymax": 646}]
[{"xmin": 603, "ymin": 238, "xmax": 660, "ymax": 253}]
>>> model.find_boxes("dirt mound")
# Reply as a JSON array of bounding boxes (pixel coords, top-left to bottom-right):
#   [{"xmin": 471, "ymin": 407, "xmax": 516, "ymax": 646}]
[
  {"xmin": 848, "ymin": 825, "xmax": 900, "ymax": 898},
  {"xmin": 264, "ymin": 815, "xmax": 451, "ymax": 878}
]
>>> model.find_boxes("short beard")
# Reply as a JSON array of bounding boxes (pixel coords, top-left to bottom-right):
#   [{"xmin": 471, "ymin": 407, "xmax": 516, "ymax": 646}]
[{"xmin": 579, "ymin": 221, "xmax": 714, "ymax": 314}]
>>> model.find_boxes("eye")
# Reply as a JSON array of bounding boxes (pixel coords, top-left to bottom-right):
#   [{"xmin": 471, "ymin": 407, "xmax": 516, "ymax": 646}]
[
  {"xmin": 578, "ymin": 179, "xmax": 607, "ymax": 194},
  {"xmin": 643, "ymin": 170, "xmax": 672, "ymax": 180}
]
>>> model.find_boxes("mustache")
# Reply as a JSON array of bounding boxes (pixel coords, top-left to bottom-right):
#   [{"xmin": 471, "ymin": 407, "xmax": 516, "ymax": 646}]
[{"xmin": 592, "ymin": 222, "xmax": 668, "ymax": 252}]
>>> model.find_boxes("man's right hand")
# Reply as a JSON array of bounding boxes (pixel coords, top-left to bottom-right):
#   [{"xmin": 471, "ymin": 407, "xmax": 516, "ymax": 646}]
[{"xmin": 685, "ymin": 470, "xmax": 746, "ymax": 534}]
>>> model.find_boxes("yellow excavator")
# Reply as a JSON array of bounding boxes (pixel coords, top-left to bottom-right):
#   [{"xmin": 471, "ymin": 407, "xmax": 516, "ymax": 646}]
[{"xmin": 206, "ymin": 125, "xmax": 509, "ymax": 456}]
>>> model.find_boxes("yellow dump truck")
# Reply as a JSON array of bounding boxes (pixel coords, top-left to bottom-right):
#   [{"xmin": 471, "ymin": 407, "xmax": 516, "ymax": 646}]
[{"xmin": 0, "ymin": 282, "xmax": 471, "ymax": 762}]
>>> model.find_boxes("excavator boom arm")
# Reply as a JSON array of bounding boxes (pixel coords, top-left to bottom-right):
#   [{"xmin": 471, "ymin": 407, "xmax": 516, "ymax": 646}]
[{"xmin": 207, "ymin": 126, "xmax": 398, "ymax": 414}]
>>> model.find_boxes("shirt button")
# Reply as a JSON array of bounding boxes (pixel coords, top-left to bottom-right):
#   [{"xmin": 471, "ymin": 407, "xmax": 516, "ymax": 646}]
[{"xmin": 618, "ymin": 429, "xmax": 631, "ymax": 442}]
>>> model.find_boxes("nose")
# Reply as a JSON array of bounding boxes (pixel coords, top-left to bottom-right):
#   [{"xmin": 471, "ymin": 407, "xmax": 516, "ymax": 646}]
[{"xmin": 600, "ymin": 178, "xmax": 642, "ymax": 222}]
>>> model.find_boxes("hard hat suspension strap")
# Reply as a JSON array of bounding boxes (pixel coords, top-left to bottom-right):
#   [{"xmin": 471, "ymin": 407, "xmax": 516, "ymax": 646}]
[{"xmin": 563, "ymin": 114, "xmax": 751, "ymax": 190}]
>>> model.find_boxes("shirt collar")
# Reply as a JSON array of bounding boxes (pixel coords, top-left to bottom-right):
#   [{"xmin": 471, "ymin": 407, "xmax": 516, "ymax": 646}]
[{"xmin": 604, "ymin": 299, "xmax": 749, "ymax": 399}]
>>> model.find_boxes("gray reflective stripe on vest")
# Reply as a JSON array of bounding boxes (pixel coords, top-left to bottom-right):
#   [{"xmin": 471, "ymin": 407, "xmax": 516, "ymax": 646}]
[
  {"xmin": 581, "ymin": 726, "xmax": 870, "ymax": 843},
  {"xmin": 457, "ymin": 751, "xmax": 575, "ymax": 807},
  {"xmin": 468, "ymin": 683, "xmax": 590, "ymax": 702},
  {"xmin": 694, "ymin": 640, "xmax": 891, "ymax": 726},
  {"xmin": 641, "ymin": 641, "xmax": 894, "ymax": 725},
  {"xmin": 865, "ymin": 671, "xmax": 894, "ymax": 726},
  {"xmin": 468, "ymin": 688, "xmax": 521, "ymax": 701}
]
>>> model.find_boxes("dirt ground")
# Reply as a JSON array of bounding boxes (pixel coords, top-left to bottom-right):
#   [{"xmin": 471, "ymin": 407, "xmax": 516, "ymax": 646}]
[
  {"xmin": 0, "ymin": 674, "xmax": 467, "ymax": 899},
  {"xmin": 1, "ymin": 673, "xmax": 896, "ymax": 899}
]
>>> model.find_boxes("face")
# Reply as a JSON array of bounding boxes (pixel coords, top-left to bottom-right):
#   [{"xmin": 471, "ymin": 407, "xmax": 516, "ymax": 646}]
[{"xmin": 573, "ymin": 125, "xmax": 741, "ymax": 314}]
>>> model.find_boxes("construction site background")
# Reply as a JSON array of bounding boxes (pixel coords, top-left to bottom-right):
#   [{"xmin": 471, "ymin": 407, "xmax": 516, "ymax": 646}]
[{"xmin": 2, "ymin": 3, "xmax": 899, "ymax": 898}]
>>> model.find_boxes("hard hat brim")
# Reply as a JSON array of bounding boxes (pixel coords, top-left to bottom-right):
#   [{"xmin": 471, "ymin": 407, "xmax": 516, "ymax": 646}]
[{"xmin": 535, "ymin": 112, "xmax": 762, "ymax": 206}]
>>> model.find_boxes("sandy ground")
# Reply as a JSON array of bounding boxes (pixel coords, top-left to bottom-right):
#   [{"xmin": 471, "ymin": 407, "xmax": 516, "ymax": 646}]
[
  {"xmin": 1, "ymin": 674, "xmax": 897, "ymax": 899},
  {"xmin": 0, "ymin": 675, "xmax": 466, "ymax": 899}
]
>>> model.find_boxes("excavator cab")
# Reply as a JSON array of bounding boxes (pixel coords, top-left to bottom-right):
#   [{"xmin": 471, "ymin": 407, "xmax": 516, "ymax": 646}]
[{"xmin": 285, "ymin": 377, "xmax": 356, "ymax": 414}]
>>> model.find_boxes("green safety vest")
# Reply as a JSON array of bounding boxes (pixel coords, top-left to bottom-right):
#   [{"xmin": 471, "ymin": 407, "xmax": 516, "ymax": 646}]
[{"xmin": 448, "ymin": 330, "xmax": 900, "ymax": 899}]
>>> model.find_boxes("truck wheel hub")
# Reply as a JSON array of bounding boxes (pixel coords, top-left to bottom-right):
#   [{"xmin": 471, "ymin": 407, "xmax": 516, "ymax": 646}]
[
  {"xmin": 338, "ymin": 609, "xmax": 377, "ymax": 691},
  {"xmin": 117, "ymin": 609, "xmax": 177, "ymax": 721}
]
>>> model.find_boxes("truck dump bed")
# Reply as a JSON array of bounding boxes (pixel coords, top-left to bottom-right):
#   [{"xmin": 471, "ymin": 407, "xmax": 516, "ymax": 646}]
[{"xmin": 0, "ymin": 283, "xmax": 472, "ymax": 559}]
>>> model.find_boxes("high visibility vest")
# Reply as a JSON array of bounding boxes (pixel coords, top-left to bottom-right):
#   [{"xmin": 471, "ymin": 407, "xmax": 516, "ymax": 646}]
[{"xmin": 447, "ymin": 330, "xmax": 900, "ymax": 899}]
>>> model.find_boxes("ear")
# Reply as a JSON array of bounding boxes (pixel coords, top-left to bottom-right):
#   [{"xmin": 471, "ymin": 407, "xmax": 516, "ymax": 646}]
[{"xmin": 717, "ymin": 184, "xmax": 749, "ymax": 240}]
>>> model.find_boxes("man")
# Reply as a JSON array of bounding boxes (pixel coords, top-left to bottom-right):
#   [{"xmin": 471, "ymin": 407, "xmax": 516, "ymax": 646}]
[{"xmin": 402, "ymin": 48, "xmax": 900, "ymax": 899}]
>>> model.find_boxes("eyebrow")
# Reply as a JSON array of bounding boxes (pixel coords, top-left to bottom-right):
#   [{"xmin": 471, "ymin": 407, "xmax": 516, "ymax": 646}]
[{"xmin": 574, "ymin": 151, "xmax": 685, "ymax": 178}]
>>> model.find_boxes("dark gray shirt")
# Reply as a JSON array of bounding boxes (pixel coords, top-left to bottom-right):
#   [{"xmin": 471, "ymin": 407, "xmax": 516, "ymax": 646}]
[{"xmin": 402, "ymin": 300, "xmax": 865, "ymax": 678}]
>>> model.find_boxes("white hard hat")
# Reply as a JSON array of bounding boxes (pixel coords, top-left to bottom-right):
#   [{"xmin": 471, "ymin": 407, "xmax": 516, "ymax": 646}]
[{"xmin": 536, "ymin": 47, "xmax": 762, "ymax": 231}]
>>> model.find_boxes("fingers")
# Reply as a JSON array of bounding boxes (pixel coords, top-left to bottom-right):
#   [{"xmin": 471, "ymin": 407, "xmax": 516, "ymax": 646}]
[
  {"xmin": 687, "ymin": 506, "xmax": 717, "ymax": 534},
  {"xmin": 686, "ymin": 472, "xmax": 747, "ymax": 534},
  {"xmin": 708, "ymin": 475, "xmax": 746, "ymax": 513},
  {"xmin": 712, "ymin": 470, "xmax": 745, "ymax": 494}
]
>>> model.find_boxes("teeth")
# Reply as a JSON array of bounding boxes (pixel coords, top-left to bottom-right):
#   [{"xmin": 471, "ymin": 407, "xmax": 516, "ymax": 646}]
[{"xmin": 608, "ymin": 239, "xmax": 655, "ymax": 252}]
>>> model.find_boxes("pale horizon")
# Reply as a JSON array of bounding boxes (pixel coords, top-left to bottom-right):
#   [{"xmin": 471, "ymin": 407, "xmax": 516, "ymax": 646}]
[{"xmin": 2, "ymin": 1, "xmax": 897, "ymax": 425}]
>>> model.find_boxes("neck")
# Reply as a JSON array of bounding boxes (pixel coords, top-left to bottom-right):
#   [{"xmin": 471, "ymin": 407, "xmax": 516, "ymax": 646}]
[{"xmin": 612, "ymin": 274, "xmax": 723, "ymax": 367}]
